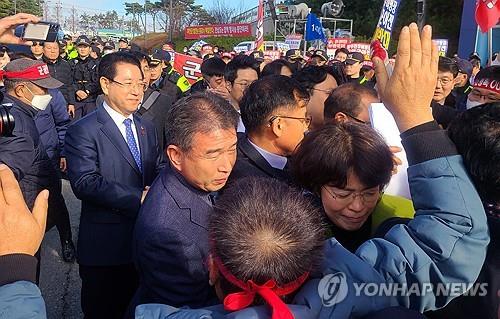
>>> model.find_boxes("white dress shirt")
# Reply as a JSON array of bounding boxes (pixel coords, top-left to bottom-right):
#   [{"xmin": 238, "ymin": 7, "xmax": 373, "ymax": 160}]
[
  {"xmin": 248, "ymin": 139, "xmax": 287, "ymax": 170},
  {"xmin": 103, "ymin": 101, "xmax": 140, "ymax": 155}
]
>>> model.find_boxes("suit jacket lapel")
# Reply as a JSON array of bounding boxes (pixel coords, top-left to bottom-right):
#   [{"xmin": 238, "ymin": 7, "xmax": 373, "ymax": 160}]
[
  {"xmin": 97, "ymin": 106, "xmax": 141, "ymax": 176},
  {"xmin": 239, "ymin": 137, "xmax": 285, "ymax": 179}
]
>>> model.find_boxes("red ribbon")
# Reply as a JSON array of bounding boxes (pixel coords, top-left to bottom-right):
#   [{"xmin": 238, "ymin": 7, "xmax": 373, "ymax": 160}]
[
  {"xmin": 213, "ymin": 256, "xmax": 309, "ymax": 319},
  {"xmin": 0, "ymin": 63, "xmax": 51, "ymax": 81}
]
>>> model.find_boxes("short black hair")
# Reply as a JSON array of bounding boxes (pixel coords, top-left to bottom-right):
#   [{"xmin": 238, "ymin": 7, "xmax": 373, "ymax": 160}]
[
  {"xmin": 324, "ymin": 82, "xmax": 378, "ymax": 121},
  {"xmin": 327, "ymin": 62, "xmax": 349, "ymax": 86},
  {"xmin": 292, "ymin": 122, "xmax": 393, "ymax": 194},
  {"xmin": 293, "ymin": 65, "xmax": 330, "ymax": 93},
  {"xmin": 261, "ymin": 59, "xmax": 294, "ymax": 77},
  {"xmin": 210, "ymin": 176, "xmax": 325, "ymax": 298},
  {"xmin": 201, "ymin": 57, "xmax": 226, "ymax": 77},
  {"xmin": 98, "ymin": 51, "xmax": 143, "ymax": 80},
  {"xmin": 165, "ymin": 92, "xmax": 239, "ymax": 151},
  {"xmin": 335, "ymin": 48, "xmax": 349, "ymax": 56},
  {"xmin": 127, "ymin": 49, "xmax": 149, "ymax": 64},
  {"xmin": 224, "ymin": 54, "xmax": 260, "ymax": 84},
  {"xmin": 448, "ymin": 103, "xmax": 500, "ymax": 203},
  {"xmin": 240, "ymin": 75, "xmax": 309, "ymax": 134},
  {"xmin": 438, "ymin": 56, "xmax": 459, "ymax": 78}
]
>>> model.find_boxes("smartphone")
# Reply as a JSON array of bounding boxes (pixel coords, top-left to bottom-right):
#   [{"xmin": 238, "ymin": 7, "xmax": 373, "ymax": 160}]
[{"xmin": 21, "ymin": 22, "xmax": 60, "ymax": 42}]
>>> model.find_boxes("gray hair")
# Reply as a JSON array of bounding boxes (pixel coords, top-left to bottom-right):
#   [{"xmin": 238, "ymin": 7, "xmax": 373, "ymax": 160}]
[{"xmin": 164, "ymin": 91, "xmax": 239, "ymax": 151}]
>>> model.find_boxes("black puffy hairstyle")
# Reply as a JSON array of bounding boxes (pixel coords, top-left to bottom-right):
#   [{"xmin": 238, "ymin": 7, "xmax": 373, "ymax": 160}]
[
  {"xmin": 261, "ymin": 59, "xmax": 294, "ymax": 77},
  {"xmin": 438, "ymin": 56, "xmax": 459, "ymax": 78},
  {"xmin": 210, "ymin": 176, "xmax": 325, "ymax": 297},
  {"xmin": 201, "ymin": 57, "xmax": 226, "ymax": 77},
  {"xmin": 292, "ymin": 122, "xmax": 393, "ymax": 194},
  {"xmin": 164, "ymin": 91, "xmax": 239, "ymax": 151},
  {"xmin": 293, "ymin": 65, "xmax": 330, "ymax": 92},
  {"xmin": 240, "ymin": 75, "xmax": 309, "ymax": 134},
  {"xmin": 448, "ymin": 103, "xmax": 500, "ymax": 203},
  {"xmin": 473, "ymin": 65, "xmax": 500, "ymax": 84},
  {"xmin": 324, "ymin": 82, "xmax": 378, "ymax": 121},
  {"xmin": 224, "ymin": 54, "xmax": 260, "ymax": 84},
  {"xmin": 98, "ymin": 51, "xmax": 143, "ymax": 80}
]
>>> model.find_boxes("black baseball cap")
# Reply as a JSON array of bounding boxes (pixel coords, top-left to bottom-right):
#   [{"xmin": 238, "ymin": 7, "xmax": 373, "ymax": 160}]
[
  {"xmin": 251, "ymin": 50, "xmax": 264, "ymax": 62},
  {"xmin": 311, "ymin": 49, "xmax": 328, "ymax": 62},
  {"xmin": 285, "ymin": 49, "xmax": 304, "ymax": 60},
  {"xmin": 455, "ymin": 58, "xmax": 473, "ymax": 77},
  {"xmin": 75, "ymin": 36, "xmax": 91, "ymax": 46},
  {"xmin": 345, "ymin": 52, "xmax": 364, "ymax": 65}
]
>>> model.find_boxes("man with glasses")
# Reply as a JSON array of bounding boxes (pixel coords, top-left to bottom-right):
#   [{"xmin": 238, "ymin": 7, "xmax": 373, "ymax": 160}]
[
  {"xmin": 466, "ymin": 65, "xmax": 500, "ymax": 109},
  {"xmin": 216, "ymin": 54, "xmax": 260, "ymax": 132},
  {"xmin": 30, "ymin": 41, "xmax": 43, "ymax": 59},
  {"xmin": 293, "ymin": 65, "xmax": 339, "ymax": 131},
  {"xmin": 228, "ymin": 75, "xmax": 310, "ymax": 184},
  {"xmin": 71, "ymin": 35, "xmax": 99, "ymax": 120},
  {"xmin": 431, "ymin": 56, "xmax": 460, "ymax": 128},
  {"xmin": 65, "ymin": 52, "xmax": 165, "ymax": 319}
]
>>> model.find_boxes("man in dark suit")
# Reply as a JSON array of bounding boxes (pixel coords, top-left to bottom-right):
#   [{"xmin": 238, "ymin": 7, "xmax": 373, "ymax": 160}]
[
  {"xmin": 128, "ymin": 92, "xmax": 239, "ymax": 317},
  {"xmin": 228, "ymin": 75, "xmax": 310, "ymax": 184},
  {"xmin": 65, "ymin": 52, "xmax": 165, "ymax": 319}
]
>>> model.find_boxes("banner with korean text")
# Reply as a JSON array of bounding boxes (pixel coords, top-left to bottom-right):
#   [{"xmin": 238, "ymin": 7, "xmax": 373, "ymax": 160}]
[
  {"xmin": 173, "ymin": 53, "xmax": 203, "ymax": 85},
  {"xmin": 184, "ymin": 24, "xmax": 252, "ymax": 40},
  {"xmin": 372, "ymin": 0, "xmax": 402, "ymax": 50}
]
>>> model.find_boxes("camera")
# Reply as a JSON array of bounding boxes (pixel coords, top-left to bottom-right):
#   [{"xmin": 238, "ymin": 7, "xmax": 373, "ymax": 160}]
[{"xmin": 0, "ymin": 104, "xmax": 15, "ymax": 137}]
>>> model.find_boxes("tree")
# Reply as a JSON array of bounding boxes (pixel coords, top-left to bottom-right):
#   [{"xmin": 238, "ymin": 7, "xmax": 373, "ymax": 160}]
[
  {"xmin": 207, "ymin": 0, "xmax": 235, "ymax": 24},
  {"xmin": 0, "ymin": 0, "xmax": 42, "ymax": 18}
]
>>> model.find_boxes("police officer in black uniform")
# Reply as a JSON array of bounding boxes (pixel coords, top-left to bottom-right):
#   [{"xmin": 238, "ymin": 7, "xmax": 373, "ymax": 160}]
[
  {"xmin": 149, "ymin": 49, "xmax": 190, "ymax": 101},
  {"xmin": 71, "ymin": 35, "xmax": 99, "ymax": 120}
]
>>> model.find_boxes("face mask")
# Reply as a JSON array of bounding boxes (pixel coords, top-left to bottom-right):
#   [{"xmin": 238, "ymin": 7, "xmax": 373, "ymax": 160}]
[
  {"xmin": 466, "ymin": 98, "xmax": 483, "ymax": 110},
  {"xmin": 25, "ymin": 86, "xmax": 52, "ymax": 111}
]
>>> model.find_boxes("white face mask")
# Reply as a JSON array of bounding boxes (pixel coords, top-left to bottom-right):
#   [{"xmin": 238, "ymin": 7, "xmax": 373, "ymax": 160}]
[
  {"xmin": 466, "ymin": 98, "xmax": 483, "ymax": 110},
  {"xmin": 25, "ymin": 86, "xmax": 52, "ymax": 111}
]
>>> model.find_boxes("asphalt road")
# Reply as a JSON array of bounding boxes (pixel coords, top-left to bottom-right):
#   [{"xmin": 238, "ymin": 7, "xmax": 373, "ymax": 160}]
[{"xmin": 39, "ymin": 179, "xmax": 83, "ymax": 319}]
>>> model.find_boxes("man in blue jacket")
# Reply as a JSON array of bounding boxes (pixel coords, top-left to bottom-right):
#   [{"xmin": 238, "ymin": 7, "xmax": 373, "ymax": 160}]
[
  {"xmin": 0, "ymin": 23, "xmax": 491, "ymax": 319},
  {"xmin": 34, "ymin": 89, "xmax": 75, "ymax": 262}
]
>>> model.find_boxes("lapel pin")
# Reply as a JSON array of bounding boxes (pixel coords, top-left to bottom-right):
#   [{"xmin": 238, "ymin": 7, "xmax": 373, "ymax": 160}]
[{"xmin": 141, "ymin": 126, "xmax": 146, "ymax": 136}]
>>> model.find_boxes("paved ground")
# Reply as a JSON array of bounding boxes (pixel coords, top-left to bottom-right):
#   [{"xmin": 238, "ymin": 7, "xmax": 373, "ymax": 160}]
[{"xmin": 39, "ymin": 179, "xmax": 83, "ymax": 319}]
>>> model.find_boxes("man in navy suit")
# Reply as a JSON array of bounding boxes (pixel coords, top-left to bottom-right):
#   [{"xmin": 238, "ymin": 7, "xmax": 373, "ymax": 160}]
[
  {"xmin": 228, "ymin": 75, "xmax": 311, "ymax": 184},
  {"xmin": 65, "ymin": 52, "xmax": 165, "ymax": 319},
  {"xmin": 128, "ymin": 92, "xmax": 239, "ymax": 316}
]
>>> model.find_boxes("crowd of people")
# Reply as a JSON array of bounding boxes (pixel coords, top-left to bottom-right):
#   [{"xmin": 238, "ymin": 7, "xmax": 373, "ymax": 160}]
[{"xmin": 0, "ymin": 12, "xmax": 498, "ymax": 319}]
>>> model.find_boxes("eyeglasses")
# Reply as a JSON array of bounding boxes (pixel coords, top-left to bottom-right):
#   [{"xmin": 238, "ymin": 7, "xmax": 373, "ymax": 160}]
[
  {"xmin": 344, "ymin": 112, "xmax": 370, "ymax": 125},
  {"xmin": 437, "ymin": 77, "xmax": 455, "ymax": 86},
  {"xmin": 32, "ymin": 41, "xmax": 44, "ymax": 47},
  {"xmin": 108, "ymin": 78, "xmax": 148, "ymax": 91},
  {"xmin": 469, "ymin": 89, "xmax": 500, "ymax": 102},
  {"xmin": 311, "ymin": 87, "xmax": 334, "ymax": 95},
  {"xmin": 233, "ymin": 80, "xmax": 255, "ymax": 90},
  {"xmin": 269, "ymin": 115, "xmax": 312, "ymax": 128},
  {"xmin": 322, "ymin": 186, "xmax": 381, "ymax": 205}
]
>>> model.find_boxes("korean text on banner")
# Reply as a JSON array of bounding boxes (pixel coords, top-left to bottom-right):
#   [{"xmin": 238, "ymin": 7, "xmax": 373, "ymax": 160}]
[
  {"xmin": 173, "ymin": 53, "xmax": 203, "ymax": 85},
  {"xmin": 433, "ymin": 39, "xmax": 449, "ymax": 57},
  {"xmin": 372, "ymin": 0, "xmax": 402, "ymax": 50}
]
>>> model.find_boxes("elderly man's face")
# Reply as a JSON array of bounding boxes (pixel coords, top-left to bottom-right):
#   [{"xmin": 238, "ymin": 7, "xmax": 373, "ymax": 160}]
[
  {"xmin": 43, "ymin": 42, "xmax": 60, "ymax": 60},
  {"xmin": 172, "ymin": 129, "xmax": 238, "ymax": 192}
]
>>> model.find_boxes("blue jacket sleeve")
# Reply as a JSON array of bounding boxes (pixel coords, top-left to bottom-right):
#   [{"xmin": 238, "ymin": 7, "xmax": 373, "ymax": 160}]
[
  {"xmin": 49, "ymin": 89, "xmax": 70, "ymax": 157},
  {"xmin": 0, "ymin": 134, "xmax": 35, "ymax": 181},
  {"xmin": 315, "ymin": 127, "xmax": 490, "ymax": 316},
  {"xmin": 0, "ymin": 281, "xmax": 47, "ymax": 318}
]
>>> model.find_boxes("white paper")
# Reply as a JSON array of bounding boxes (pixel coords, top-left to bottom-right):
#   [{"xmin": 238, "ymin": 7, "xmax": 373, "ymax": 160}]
[{"xmin": 369, "ymin": 103, "xmax": 411, "ymax": 199}]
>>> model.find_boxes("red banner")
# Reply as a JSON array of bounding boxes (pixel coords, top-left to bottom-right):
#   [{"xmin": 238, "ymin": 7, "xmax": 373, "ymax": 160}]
[
  {"xmin": 184, "ymin": 24, "xmax": 252, "ymax": 40},
  {"xmin": 346, "ymin": 42, "xmax": 371, "ymax": 60},
  {"xmin": 173, "ymin": 53, "xmax": 203, "ymax": 85},
  {"xmin": 255, "ymin": 0, "xmax": 264, "ymax": 51}
]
